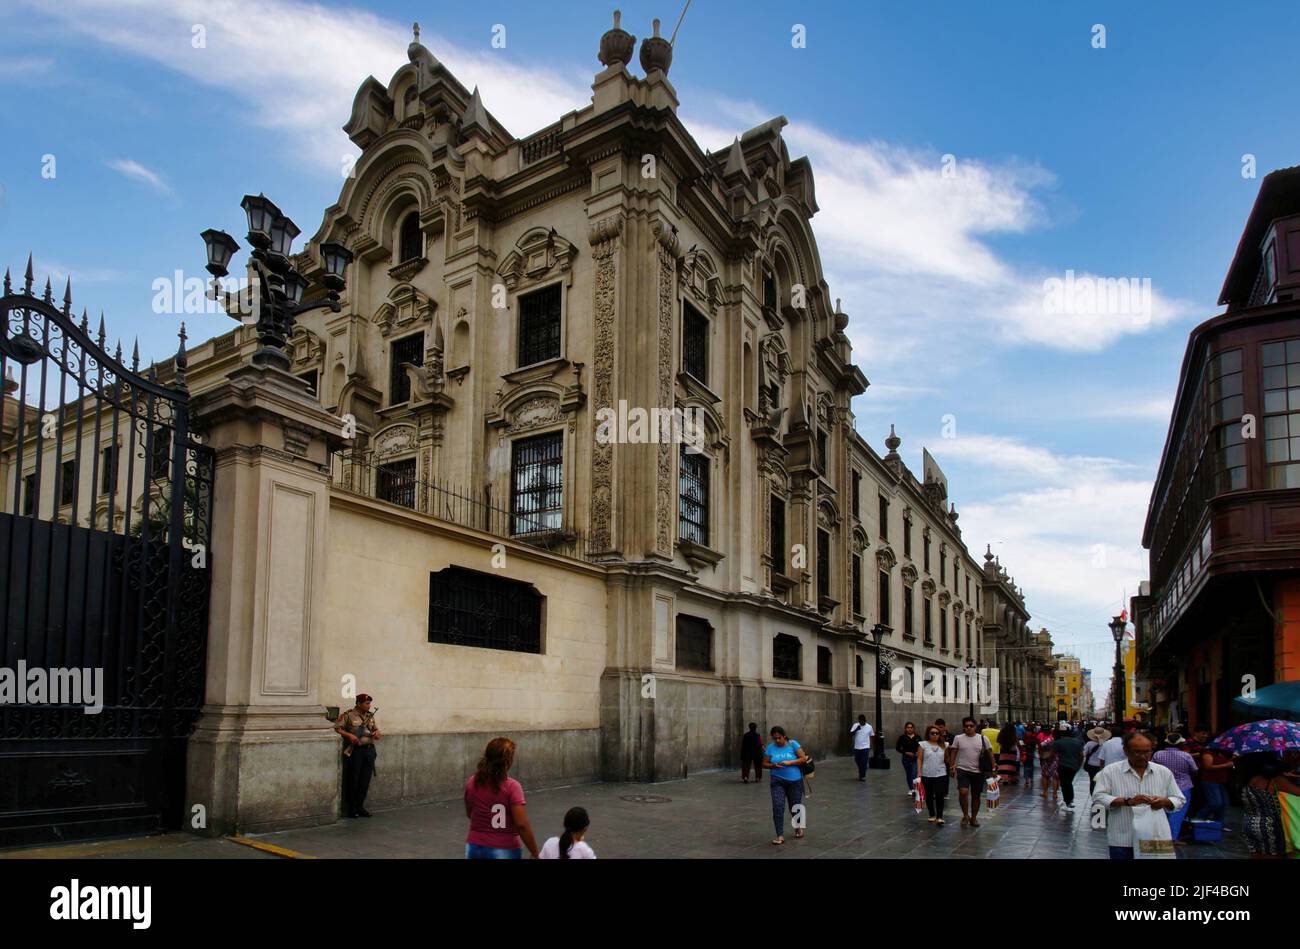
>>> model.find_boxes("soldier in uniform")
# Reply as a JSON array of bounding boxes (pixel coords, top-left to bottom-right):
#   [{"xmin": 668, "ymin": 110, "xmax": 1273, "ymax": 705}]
[{"xmin": 335, "ymin": 693, "xmax": 382, "ymax": 818}]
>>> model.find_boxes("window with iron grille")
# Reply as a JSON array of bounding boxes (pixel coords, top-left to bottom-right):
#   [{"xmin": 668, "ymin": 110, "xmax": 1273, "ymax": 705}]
[
  {"xmin": 376, "ymin": 457, "xmax": 417, "ymax": 509},
  {"xmin": 150, "ymin": 426, "xmax": 170, "ymax": 479},
  {"xmin": 817, "ymin": 645, "xmax": 832, "ymax": 685},
  {"xmin": 855, "ymin": 655, "xmax": 864, "ymax": 688},
  {"xmin": 940, "ymin": 607, "xmax": 948, "ymax": 649},
  {"xmin": 770, "ymin": 495, "xmax": 786, "ymax": 575},
  {"xmin": 923, "ymin": 596, "xmax": 933, "ymax": 644},
  {"xmin": 852, "ymin": 470, "xmax": 861, "ymax": 520},
  {"xmin": 517, "ymin": 283, "xmax": 562, "ymax": 367},
  {"xmin": 679, "ymin": 444, "xmax": 709, "ymax": 546},
  {"xmin": 817, "ymin": 529, "xmax": 830, "ymax": 600},
  {"xmin": 428, "ymin": 565, "xmax": 542, "ymax": 654},
  {"xmin": 389, "ymin": 332, "xmax": 424, "ymax": 405},
  {"xmin": 399, "ymin": 211, "xmax": 423, "ymax": 263},
  {"xmin": 22, "ymin": 473, "xmax": 36, "ymax": 516},
  {"xmin": 682, "ymin": 300, "xmax": 708, "ymax": 383},
  {"xmin": 904, "ymin": 585, "xmax": 914, "ymax": 638},
  {"xmin": 59, "ymin": 460, "xmax": 75, "ymax": 506},
  {"xmin": 878, "ymin": 569, "xmax": 890, "ymax": 625},
  {"xmin": 878, "ymin": 494, "xmax": 888, "ymax": 540},
  {"xmin": 773, "ymin": 633, "xmax": 801, "ymax": 680},
  {"xmin": 851, "ymin": 553, "xmax": 862, "ymax": 616},
  {"xmin": 511, "ymin": 431, "xmax": 563, "ymax": 534},
  {"xmin": 101, "ymin": 446, "xmax": 116, "ymax": 494},
  {"xmin": 675, "ymin": 614, "xmax": 713, "ymax": 672}
]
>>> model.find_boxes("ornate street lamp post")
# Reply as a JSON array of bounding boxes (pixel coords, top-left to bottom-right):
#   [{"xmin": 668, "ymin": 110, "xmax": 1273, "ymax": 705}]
[
  {"xmin": 869, "ymin": 623, "xmax": 892, "ymax": 769},
  {"xmin": 202, "ymin": 194, "xmax": 354, "ymax": 371},
  {"xmin": 966, "ymin": 655, "xmax": 976, "ymax": 721},
  {"xmin": 1109, "ymin": 614, "xmax": 1127, "ymax": 725}
]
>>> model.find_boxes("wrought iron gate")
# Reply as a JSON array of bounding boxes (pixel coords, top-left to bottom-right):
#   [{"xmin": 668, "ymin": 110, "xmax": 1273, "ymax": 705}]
[{"xmin": 0, "ymin": 262, "xmax": 214, "ymax": 848}]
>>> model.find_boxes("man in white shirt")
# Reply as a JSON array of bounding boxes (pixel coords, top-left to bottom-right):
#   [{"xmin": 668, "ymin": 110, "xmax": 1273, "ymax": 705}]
[
  {"xmin": 1092, "ymin": 731, "xmax": 1184, "ymax": 859},
  {"xmin": 851, "ymin": 715, "xmax": 875, "ymax": 781}
]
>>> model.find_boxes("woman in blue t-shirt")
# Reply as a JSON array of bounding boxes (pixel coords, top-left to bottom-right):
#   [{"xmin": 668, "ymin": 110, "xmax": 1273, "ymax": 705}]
[{"xmin": 763, "ymin": 726, "xmax": 810, "ymax": 845}]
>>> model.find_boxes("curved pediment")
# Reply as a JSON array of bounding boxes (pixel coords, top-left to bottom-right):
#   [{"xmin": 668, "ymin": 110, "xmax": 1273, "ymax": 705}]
[
  {"xmin": 875, "ymin": 545, "xmax": 897, "ymax": 571},
  {"xmin": 901, "ymin": 563, "xmax": 918, "ymax": 586},
  {"xmin": 497, "ymin": 226, "xmax": 577, "ymax": 289},
  {"xmin": 373, "ymin": 422, "xmax": 418, "ymax": 459},
  {"xmin": 373, "ymin": 282, "xmax": 436, "ymax": 337}
]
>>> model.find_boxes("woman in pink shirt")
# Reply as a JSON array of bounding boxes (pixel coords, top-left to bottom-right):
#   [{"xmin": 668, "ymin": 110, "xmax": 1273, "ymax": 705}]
[{"xmin": 464, "ymin": 737, "xmax": 540, "ymax": 859}]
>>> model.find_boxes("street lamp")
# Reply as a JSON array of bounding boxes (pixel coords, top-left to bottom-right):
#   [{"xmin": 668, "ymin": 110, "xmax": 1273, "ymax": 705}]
[
  {"xmin": 869, "ymin": 623, "xmax": 892, "ymax": 769},
  {"xmin": 966, "ymin": 654, "xmax": 976, "ymax": 721},
  {"xmin": 1109, "ymin": 614, "xmax": 1127, "ymax": 726},
  {"xmin": 202, "ymin": 194, "xmax": 353, "ymax": 371}
]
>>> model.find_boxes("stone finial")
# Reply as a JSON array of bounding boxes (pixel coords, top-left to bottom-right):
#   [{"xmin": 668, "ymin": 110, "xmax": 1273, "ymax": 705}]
[
  {"xmin": 640, "ymin": 17, "xmax": 673, "ymax": 75},
  {"xmin": 884, "ymin": 423, "xmax": 901, "ymax": 455},
  {"xmin": 722, "ymin": 137, "xmax": 749, "ymax": 180},
  {"xmin": 984, "ymin": 543, "xmax": 994, "ymax": 564},
  {"xmin": 412, "ymin": 21, "xmax": 420, "ymax": 43},
  {"xmin": 599, "ymin": 9, "xmax": 636, "ymax": 67},
  {"xmin": 949, "ymin": 503, "xmax": 959, "ymax": 523}
]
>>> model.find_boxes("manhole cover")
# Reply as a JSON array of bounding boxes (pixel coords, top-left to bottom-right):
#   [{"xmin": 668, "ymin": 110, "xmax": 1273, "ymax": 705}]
[{"xmin": 620, "ymin": 794, "xmax": 673, "ymax": 804}]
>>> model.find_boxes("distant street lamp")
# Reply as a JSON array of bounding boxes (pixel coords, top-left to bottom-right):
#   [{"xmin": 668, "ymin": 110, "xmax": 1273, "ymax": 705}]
[
  {"xmin": 202, "ymin": 194, "xmax": 354, "ymax": 371},
  {"xmin": 966, "ymin": 655, "xmax": 976, "ymax": 721},
  {"xmin": 1109, "ymin": 614, "xmax": 1127, "ymax": 725},
  {"xmin": 870, "ymin": 623, "xmax": 892, "ymax": 769}
]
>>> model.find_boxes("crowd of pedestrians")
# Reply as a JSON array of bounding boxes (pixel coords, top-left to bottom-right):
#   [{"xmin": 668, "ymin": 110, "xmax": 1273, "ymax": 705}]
[{"xmin": 447, "ymin": 713, "xmax": 1297, "ymax": 859}]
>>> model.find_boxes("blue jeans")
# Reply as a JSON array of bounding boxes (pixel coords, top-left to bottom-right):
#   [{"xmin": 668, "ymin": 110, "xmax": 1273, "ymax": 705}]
[
  {"xmin": 770, "ymin": 776, "xmax": 804, "ymax": 836},
  {"xmin": 1109, "ymin": 846, "xmax": 1134, "ymax": 860},
  {"xmin": 901, "ymin": 755, "xmax": 917, "ymax": 790},
  {"xmin": 466, "ymin": 843, "xmax": 523, "ymax": 859},
  {"xmin": 854, "ymin": 748, "xmax": 870, "ymax": 779},
  {"xmin": 1197, "ymin": 782, "xmax": 1227, "ymax": 823}
]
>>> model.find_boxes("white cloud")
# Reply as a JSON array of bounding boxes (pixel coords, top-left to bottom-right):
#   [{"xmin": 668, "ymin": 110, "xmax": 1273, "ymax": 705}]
[
  {"xmin": 23, "ymin": 0, "xmax": 590, "ymax": 173},
  {"xmin": 0, "ymin": 55, "xmax": 55, "ymax": 78},
  {"xmin": 107, "ymin": 158, "xmax": 171, "ymax": 195}
]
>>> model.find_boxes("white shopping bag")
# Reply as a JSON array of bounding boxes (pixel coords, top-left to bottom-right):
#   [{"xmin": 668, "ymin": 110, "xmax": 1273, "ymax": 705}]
[
  {"xmin": 984, "ymin": 776, "xmax": 1000, "ymax": 807},
  {"xmin": 1132, "ymin": 804, "xmax": 1176, "ymax": 859}
]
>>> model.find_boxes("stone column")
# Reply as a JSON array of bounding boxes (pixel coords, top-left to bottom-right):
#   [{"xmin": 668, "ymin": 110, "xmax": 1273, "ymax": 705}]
[{"xmin": 185, "ymin": 363, "xmax": 346, "ymax": 835}]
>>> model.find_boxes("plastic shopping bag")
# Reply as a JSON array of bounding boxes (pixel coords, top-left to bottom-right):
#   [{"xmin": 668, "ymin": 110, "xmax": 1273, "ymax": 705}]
[
  {"xmin": 913, "ymin": 778, "xmax": 925, "ymax": 815},
  {"xmin": 984, "ymin": 776, "xmax": 1000, "ymax": 807},
  {"xmin": 1132, "ymin": 804, "xmax": 1176, "ymax": 859}
]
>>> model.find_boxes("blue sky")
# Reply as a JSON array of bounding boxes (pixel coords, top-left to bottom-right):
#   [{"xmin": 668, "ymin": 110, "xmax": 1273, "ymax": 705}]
[{"xmin": 3, "ymin": 0, "xmax": 1298, "ymax": 702}]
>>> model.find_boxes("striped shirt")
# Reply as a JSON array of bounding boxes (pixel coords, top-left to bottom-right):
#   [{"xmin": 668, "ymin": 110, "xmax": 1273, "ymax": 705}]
[
  {"xmin": 1092, "ymin": 759, "xmax": 1186, "ymax": 849},
  {"xmin": 1151, "ymin": 748, "xmax": 1199, "ymax": 793}
]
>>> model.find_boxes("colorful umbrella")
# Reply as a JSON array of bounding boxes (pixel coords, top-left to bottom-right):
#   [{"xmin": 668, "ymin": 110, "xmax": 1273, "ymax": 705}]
[{"xmin": 1209, "ymin": 719, "xmax": 1300, "ymax": 755}]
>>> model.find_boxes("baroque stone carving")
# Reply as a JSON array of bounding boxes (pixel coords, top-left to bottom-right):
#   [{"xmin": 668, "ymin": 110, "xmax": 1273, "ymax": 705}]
[
  {"xmin": 497, "ymin": 226, "xmax": 578, "ymax": 288},
  {"xmin": 655, "ymin": 220, "xmax": 678, "ymax": 556},
  {"xmin": 588, "ymin": 215, "xmax": 623, "ymax": 551},
  {"xmin": 901, "ymin": 563, "xmax": 918, "ymax": 586},
  {"xmin": 373, "ymin": 282, "xmax": 437, "ymax": 337},
  {"xmin": 506, "ymin": 396, "xmax": 563, "ymax": 434},
  {"xmin": 373, "ymin": 423, "xmax": 418, "ymax": 458}
]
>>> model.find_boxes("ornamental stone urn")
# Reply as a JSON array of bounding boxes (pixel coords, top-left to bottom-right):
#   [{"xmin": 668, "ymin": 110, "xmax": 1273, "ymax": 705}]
[
  {"xmin": 639, "ymin": 17, "xmax": 672, "ymax": 76},
  {"xmin": 599, "ymin": 10, "xmax": 635, "ymax": 67}
]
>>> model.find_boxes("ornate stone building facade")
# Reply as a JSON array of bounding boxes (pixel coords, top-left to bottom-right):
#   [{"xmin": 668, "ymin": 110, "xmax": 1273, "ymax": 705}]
[{"xmin": 1, "ymin": 15, "xmax": 1042, "ymax": 834}]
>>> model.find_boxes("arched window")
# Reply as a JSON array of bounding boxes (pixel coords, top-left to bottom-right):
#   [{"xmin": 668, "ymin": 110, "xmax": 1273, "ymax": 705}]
[{"xmin": 399, "ymin": 211, "xmax": 422, "ymax": 263}]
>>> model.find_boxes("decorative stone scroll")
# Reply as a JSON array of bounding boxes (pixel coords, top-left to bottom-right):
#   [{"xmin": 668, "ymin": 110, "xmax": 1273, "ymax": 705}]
[{"xmin": 588, "ymin": 215, "xmax": 624, "ymax": 552}]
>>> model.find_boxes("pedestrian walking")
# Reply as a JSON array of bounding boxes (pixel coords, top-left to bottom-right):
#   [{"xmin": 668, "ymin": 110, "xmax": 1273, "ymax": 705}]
[
  {"xmin": 1195, "ymin": 740, "xmax": 1235, "ymax": 825},
  {"xmin": 1039, "ymin": 730, "xmax": 1059, "ymax": 800},
  {"xmin": 1092, "ymin": 731, "xmax": 1184, "ymax": 859},
  {"xmin": 1051, "ymin": 726, "xmax": 1084, "ymax": 809},
  {"xmin": 997, "ymin": 723, "xmax": 1019, "ymax": 785},
  {"xmin": 935, "ymin": 718, "xmax": 950, "ymax": 744},
  {"xmin": 1099, "ymin": 722, "xmax": 1135, "ymax": 769},
  {"xmin": 918, "ymin": 724, "xmax": 950, "ymax": 824},
  {"xmin": 851, "ymin": 714, "xmax": 875, "ymax": 781},
  {"xmin": 740, "ymin": 722, "xmax": 764, "ymax": 783},
  {"xmin": 539, "ymin": 806, "xmax": 596, "ymax": 859},
  {"xmin": 763, "ymin": 726, "xmax": 809, "ymax": 845},
  {"xmin": 1151, "ymin": 733, "xmax": 1198, "ymax": 842},
  {"xmin": 1021, "ymin": 725, "xmax": 1038, "ymax": 786},
  {"xmin": 896, "ymin": 722, "xmax": 921, "ymax": 796},
  {"xmin": 1083, "ymin": 725, "xmax": 1110, "ymax": 796},
  {"xmin": 949, "ymin": 716, "xmax": 993, "ymax": 827},
  {"xmin": 464, "ymin": 737, "xmax": 540, "ymax": 859},
  {"xmin": 335, "ymin": 693, "xmax": 382, "ymax": 819},
  {"xmin": 1237, "ymin": 752, "xmax": 1300, "ymax": 859}
]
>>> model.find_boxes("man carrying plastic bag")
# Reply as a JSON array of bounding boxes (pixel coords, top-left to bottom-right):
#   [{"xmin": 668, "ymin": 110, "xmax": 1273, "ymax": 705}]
[{"xmin": 1092, "ymin": 731, "xmax": 1184, "ymax": 859}]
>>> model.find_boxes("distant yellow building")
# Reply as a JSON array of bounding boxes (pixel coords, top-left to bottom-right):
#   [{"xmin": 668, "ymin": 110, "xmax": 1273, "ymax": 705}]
[{"xmin": 1053, "ymin": 654, "xmax": 1083, "ymax": 720}]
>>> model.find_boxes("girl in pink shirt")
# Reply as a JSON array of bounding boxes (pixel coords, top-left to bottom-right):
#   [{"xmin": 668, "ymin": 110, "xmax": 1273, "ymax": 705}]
[{"xmin": 464, "ymin": 737, "xmax": 540, "ymax": 859}]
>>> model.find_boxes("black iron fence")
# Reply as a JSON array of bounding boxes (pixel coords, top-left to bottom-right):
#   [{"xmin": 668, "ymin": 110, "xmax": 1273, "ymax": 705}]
[{"xmin": 330, "ymin": 448, "xmax": 596, "ymax": 564}]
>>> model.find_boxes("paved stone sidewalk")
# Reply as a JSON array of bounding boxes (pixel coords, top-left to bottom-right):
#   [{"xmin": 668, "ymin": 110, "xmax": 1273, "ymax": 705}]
[{"xmin": 2, "ymin": 756, "xmax": 1249, "ymax": 859}]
